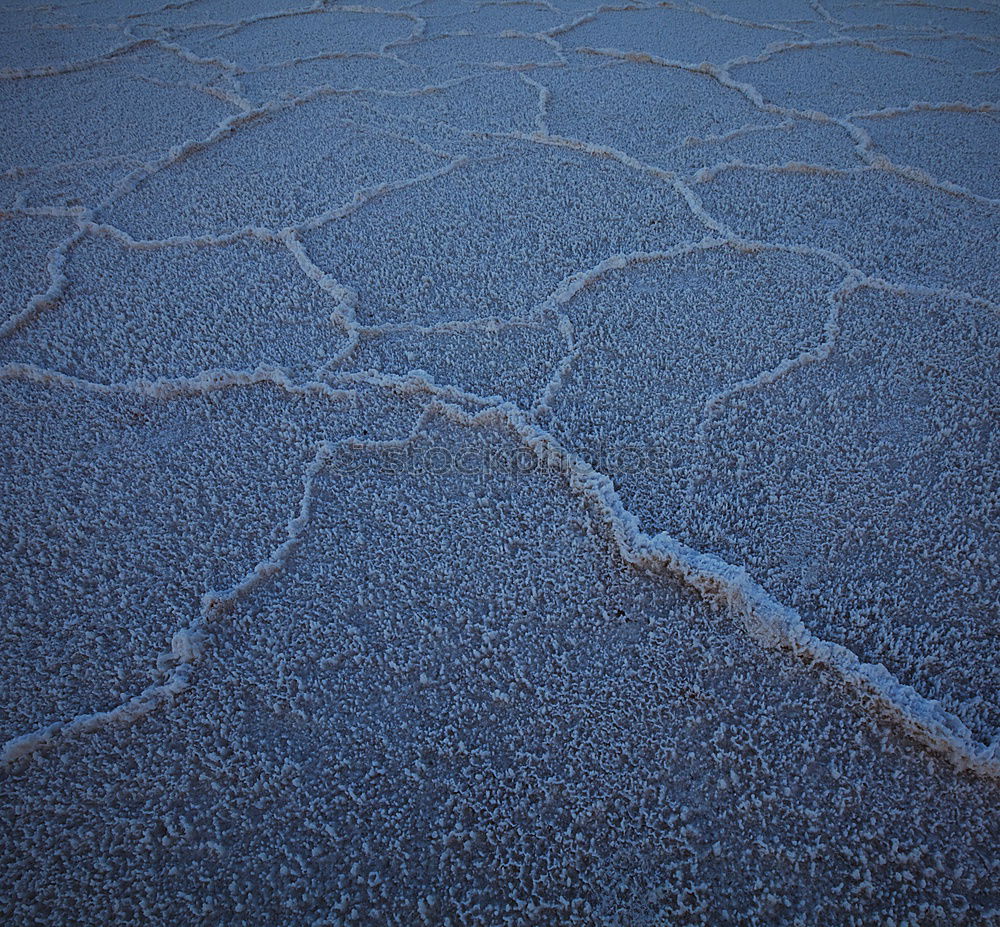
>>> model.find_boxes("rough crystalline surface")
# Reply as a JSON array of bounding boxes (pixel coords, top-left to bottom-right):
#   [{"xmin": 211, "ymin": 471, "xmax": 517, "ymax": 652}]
[{"xmin": 1, "ymin": 1, "xmax": 998, "ymax": 925}]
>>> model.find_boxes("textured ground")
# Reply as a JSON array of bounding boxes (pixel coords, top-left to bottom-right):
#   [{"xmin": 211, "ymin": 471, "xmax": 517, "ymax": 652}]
[{"xmin": 1, "ymin": 0, "xmax": 999, "ymax": 924}]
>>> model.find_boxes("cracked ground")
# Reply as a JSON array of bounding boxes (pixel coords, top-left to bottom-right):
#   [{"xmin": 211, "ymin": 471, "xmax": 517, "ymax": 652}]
[{"xmin": 1, "ymin": 0, "xmax": 999, "ymax": 924}]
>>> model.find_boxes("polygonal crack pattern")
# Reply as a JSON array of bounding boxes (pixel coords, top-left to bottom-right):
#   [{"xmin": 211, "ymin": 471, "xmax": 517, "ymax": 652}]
[{"xmin": 1, "ymin": 1, "xmax": 998, "ymax": 924}]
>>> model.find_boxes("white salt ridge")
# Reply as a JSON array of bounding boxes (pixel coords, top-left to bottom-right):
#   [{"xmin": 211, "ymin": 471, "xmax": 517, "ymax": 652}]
[{"xmin": 370, "ymin": 379, "xmax": 1000, "ymax": 782}]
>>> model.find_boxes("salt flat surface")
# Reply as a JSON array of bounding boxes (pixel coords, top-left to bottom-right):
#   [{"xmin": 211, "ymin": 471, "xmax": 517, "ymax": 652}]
[{"xmin": 1, "ymin": 1, "xmax": 998, "ymax": 924}]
